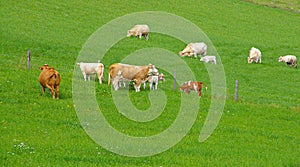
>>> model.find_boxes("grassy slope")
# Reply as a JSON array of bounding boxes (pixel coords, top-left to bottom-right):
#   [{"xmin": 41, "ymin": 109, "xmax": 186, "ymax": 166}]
[{"xmin": 1, "ymin": 0, "xmax": 300, "ymax": 166}]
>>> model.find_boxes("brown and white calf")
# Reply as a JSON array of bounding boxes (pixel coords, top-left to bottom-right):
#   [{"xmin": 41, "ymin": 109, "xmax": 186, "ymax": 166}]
[
  {"xmin": 108, "ymin": 63, "xmax": 157, "ymax": 92},
  {"xmin": 76, "ymin": 62, "xmax": 104, "ymax": 84},
  {"xmin": 248, "ymin": 47, "xmax": 262, "ymax": 63},
  {"xmin": 127, "ymin": 25, "xmax": 150, "ymax": 40},
  {"xmin": 180, "ymin": 81, "xmax": 207, "ymax": 97},
  {"xmin": 179, "ymin": 42, "xmax": 207, "ymax": 58},
  {"xmin": 39, "ymin": 64, "xmax": 61, "ymax": 99}
]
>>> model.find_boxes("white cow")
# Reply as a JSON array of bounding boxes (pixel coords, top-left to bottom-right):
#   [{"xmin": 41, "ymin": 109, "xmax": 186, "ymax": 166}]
[
  {"xmin": 248, "ymin": 47, "xmax": 262, "ymax": 63},
  {"xmin": 200, "ymin": 56, "xmax": 217, "ymax": 64},
  {"xmin": 278, "ymin": 55, "xmax": 297, "ymax": 68},
  {"xmin": 127, "ymin": 25, "xmax": 150, "ymax": 40},
  {"xmin": 76, "ymin": 62, "xmax": 104, "ymax": 84},
  {"xmin": 179, "ymin": 42, "xmax": 207, "ymax": 58},
  {"xmin": 149, "ymin": 75, "xmax": 158, "ymax": 90}
]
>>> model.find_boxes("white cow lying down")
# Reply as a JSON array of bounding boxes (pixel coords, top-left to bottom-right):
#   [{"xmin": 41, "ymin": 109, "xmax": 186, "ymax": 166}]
[
  {"xmin": 278, "ymin": 55, "xmax": 297, "ymax": 68},
  {"xmin": 179, "ymin": 42, "xmax": 207, "ymax": 58},
  {"xmin": 76, "ymin": 62, "xmax": 104, "ymax": 84},
  {"xmin": 200, "ymin": 56, "xmax": 216, "ymax": 64},
  {"xmin": 248, "ymin": 47, "xmax": 262, "ymax": 63}
]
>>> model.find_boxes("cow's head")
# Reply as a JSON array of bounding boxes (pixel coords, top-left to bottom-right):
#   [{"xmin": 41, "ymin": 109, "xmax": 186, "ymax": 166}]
[
  {"xmin": 39, "ymin": 64, "xmax": 49, "ymax": 70},
  {"xmin": 247, "ymin": 57, "xmax": 253, "ymax": 63},
  {"xmin": 278, "ymin": 56, "xmax": 284, "ymax": 62},
  {"xmin": 127, "ymin": 30, "xmax": 133, "ymax": 37}
]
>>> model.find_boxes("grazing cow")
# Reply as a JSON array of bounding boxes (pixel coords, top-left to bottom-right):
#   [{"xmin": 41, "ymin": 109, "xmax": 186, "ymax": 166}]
[
  {"xmin": 179, "ymin": 42, "xmax": 207, "ymax": 58},
  {"xmin": 248, "ymin": 47, "xmax": 262, "ymax": 63},
  {"xmin": 278, "ymin": 55, "xmax": 297, "ymax": 68},
  {"xmin": 108, "ymin": 63, "xmax": 157, "ymax": 92},
  {"xmin": 180, "ymin": 81, "xmax": 207, "ymax": 97},
  {"xmin": 200, "ymin": 56, "xmax": 217, "ymax": 64},
  {"xmin": 39, "ymin": 64, "xmax": 61, "ymax": 99},
  {"xmin": 76, "ymin": 62, "xmax": 104, "ymax": 84},
  {"xmin": 127, "ymin": 25, "xmax": 150, "ymax": 40}
]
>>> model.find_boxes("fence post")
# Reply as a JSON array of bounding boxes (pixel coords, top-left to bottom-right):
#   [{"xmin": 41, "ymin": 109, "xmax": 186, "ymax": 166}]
[
  {"xmin": 27, "ymin": 50, "xmax": 31, "ymax": 69},
  {"xmin": 173, "ymin": 70, "xmax": 176, "ymax": 90},
  {"xmin": 235, "ymin": 80, "xmax": 238, "ymax": 101}
]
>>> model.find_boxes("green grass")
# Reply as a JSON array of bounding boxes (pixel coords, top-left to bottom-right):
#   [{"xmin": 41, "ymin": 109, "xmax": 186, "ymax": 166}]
[{"xmin": 1, "ymin": 0, "xmax": 300, "ymax": 166}]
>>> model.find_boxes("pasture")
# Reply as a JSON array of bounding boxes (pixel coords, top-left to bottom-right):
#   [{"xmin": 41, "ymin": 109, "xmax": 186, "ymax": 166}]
[{"xmin": 1, "ymin": 0, "xmax": 300, "ymax": 166}]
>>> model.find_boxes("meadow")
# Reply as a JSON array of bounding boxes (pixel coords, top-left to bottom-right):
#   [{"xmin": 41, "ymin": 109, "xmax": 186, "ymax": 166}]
[{"xmin": 1, "ymin": 0, "xmax": 300, "ymax": 166}]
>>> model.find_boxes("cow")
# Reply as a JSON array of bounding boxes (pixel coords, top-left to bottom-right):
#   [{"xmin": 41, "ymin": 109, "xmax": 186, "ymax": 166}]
[
  {"xmin": 76, "ymin": 62, "xmax": 104, "ymax": 84},
  {"xmin": 278, "ymin": 55, "xmax": 297, "ymax": 68},
  {"xmin": 248, "ymin": 47, "xmax": 262, "ymax": 63},
  {"xmin": 108, "ymin": 63, "xmax": 157, "ymax": 92},
  {"xmin": 39, "ymin": 64, "xmax": 61, "ymax": 99},
  {"xmin": 127, "ymin": 25, "xmax": 150, "ymax": 40},
  {"xmin": 179, "ymin": 42, "xmax": 207, "ymax": 58},
  {"xmin": 180, "ymin": 81, "xmax": 207, "ymax": 97},
  {"xmin": 200, "ymin": 56, "xmax": 217, "ymax": 64}
]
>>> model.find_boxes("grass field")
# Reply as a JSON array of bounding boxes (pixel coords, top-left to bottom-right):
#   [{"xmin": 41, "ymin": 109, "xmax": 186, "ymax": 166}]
[{"xmin": 1, "ymin": 0, "xmax": 300, "ymax": 166}]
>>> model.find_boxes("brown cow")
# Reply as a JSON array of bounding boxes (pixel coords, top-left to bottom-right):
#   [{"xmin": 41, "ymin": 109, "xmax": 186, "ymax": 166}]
[
  {"xmin": 180, "ymin": 81, "xmax": 207, "ymax": 97},
  {"xmin": 108, "ymin": 63, "xmax": 157, "ymax": 92},
  {"xmin": 39, "ymin": 64, "xmax": 61, "ymax": 99}
]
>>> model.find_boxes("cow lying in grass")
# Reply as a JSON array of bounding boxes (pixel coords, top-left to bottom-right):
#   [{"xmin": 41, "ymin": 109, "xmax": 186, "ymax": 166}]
[
  {"xmin": 278, "ymin": 55, "xmax": 297, "ymax": 68},
  {"xmin": 39, "ymin": 64, "xmax": 61, "ymax": 99},
  {"xmin": 180, "ymin": 81, "xmax": 207, "ymax": 97},
  {"xmin": 76, "ymin": 62, "xmax": 104, "ymax": 84},
  {"xmin": 127, "ymin": 24, "xmax": 150, "ymax": 40},
  {"xmin": 200, "ymin": 56, "xmax": 217, "ymax": 64}
]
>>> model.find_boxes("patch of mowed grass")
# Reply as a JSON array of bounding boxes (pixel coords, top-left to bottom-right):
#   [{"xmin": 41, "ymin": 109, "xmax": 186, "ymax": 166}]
[{"xmin": 1, "ymin": 0, "xmax": 300, "ymax": 166}]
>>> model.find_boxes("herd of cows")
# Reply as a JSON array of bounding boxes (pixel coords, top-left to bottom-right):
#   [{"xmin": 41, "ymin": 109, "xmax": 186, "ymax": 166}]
[{"xmin": 38, "ymin": 24, "xmax": 298, "ymax": 99}]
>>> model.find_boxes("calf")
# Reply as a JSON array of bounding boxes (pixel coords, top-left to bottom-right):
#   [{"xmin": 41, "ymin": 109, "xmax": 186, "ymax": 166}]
[
  {"xmin": 278, "ymin": 55, "xmax": 297, "ymax": 68},
  {"xmin": 180, "ymin": 81, "xmax": 207, "ymax": 97},
  {"xmin": 200, "ymin": 56, "xmax": 217, "ymax": 64},
  {"xmin": 39, "ymin": 64, "xmax": 61, "ymax": 99},
  {"xmin": 108, "ymin": 63, "xmax": 157, "ymax": 92},
  {"xmin": 76, "ymin": 62, "xmax": 104, "ymax": 84},
  {"xmin": 179, "ymin": 42, "xmax": 207, "ymax": 58},
  {"xmin": 248, "ymin": 47, "xmax": 262, "ymax": 63},
  {"xmin": 127, "ymin": 24, "xmax": 150, "ymax": 40}
]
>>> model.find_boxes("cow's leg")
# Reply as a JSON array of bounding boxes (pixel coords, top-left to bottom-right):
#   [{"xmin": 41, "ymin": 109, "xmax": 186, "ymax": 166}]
[
  {"xmin": 134, "ymin": 81, "xmax": 141, "ymax": 92},
  {"xmin": 155, "ymin": 82, "xmax": 158, "ymax": 90},
  {"xmin": 88, "ymin": 75, "xmax": 91, "ymax": 81},
  {"xmin": 83, "ymin": 73, "xmax": 87, "ymax": 81},
  {"xmin": 145, "ymin": 34, "xmax": 148, "ymax": 40},
  {"xmin": 56, "ymin": 85, "xmax": 60, "ymax": 99},
  {"xmin": 139, "ymin": 33, "xmax": 142, "ymax": 39},
  {"xmin": 144, "ymin": 82, "xmax": 146, "ymax": 89},
  {"xmin": 41, "ymin": 85, "xmax": 45, "ymax": 94},
  {"xmin": 46, "ymin": 84, "xmax": 55, "ymax": 99}
]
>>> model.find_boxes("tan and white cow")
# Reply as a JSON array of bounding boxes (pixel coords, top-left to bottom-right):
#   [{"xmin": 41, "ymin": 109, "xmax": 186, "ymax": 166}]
[
  {"xmin": 179, "ymin": 42, "xmax": 207, "ymax": 58},
  {"xmin": 127, "ymin": 25, "xmax": 150, "ymax": 40},
  {"xmin": 180, "ymin": 81, "xmax": 207, "ymax": 97},
  {"xmin": 76, "ymin": 62, "xmax": 104, "ymax": 84},
  {"xmin": 108, "ymin": 63, "xmax": 157, "ymax": 92},
  {"xmin": 278, "ymin": 55, "xmax": 297, "ymax": 68},
  {"xmin": 39, "ymin": 64, "xmax": 61, "ymax": 99}
]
